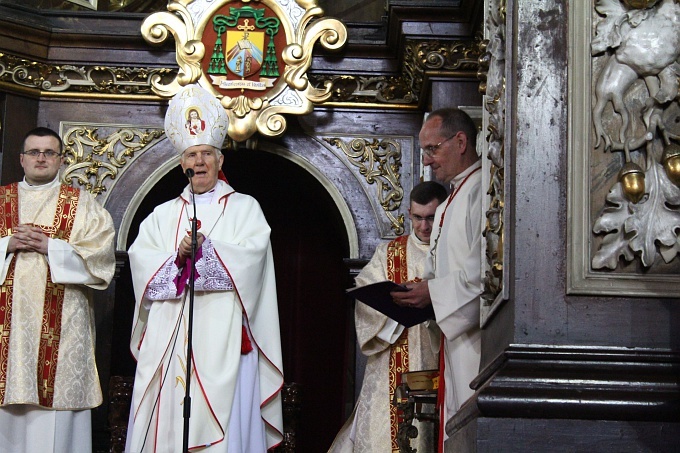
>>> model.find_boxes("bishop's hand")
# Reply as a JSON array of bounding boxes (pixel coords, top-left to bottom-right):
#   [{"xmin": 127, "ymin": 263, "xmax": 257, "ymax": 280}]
[{"xmin": 178, "ymin": 232, "xmax": 205, "ymax": 265}]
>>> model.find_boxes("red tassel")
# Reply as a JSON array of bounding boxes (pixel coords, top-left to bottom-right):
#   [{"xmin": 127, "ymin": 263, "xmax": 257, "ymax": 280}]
[{"xmin": 241, "ymin": 325, "xmax": 253, "ymax": 354}]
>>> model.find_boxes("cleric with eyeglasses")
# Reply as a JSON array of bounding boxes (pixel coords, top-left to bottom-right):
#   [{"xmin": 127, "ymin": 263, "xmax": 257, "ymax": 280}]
[
  {"xmin": 390, "ymin": 108, "xmax": 484, "ymax": 452},
  {"xmin": 0, "ymin": 127, "xmax": 116, "ymax": 452}
]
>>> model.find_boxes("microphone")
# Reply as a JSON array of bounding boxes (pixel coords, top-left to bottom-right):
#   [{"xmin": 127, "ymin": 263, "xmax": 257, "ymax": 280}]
[{"xmin": 185, "ymin": 168, "xmax": 195, "ymax": 178}]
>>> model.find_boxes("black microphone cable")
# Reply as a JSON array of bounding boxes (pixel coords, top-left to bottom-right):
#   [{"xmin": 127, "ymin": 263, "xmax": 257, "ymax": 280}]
[{"xmin": 139, "ymin": 167, "xmax": 198, "ymax": 452}]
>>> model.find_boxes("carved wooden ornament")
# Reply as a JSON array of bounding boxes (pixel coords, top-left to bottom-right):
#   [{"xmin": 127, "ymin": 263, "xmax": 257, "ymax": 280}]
[{"xmin": 141, "ymin": 0, "xmax": 347, "ymax": 142}]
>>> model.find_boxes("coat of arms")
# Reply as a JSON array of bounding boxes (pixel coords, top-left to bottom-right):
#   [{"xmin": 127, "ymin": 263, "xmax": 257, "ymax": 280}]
[
  {"xmin": 203, "ymin": 5, "xmax": 284, "ymax": 96},
  {"xmin": 141, "ymin": 0, "xmax": 347, "ymax": 141}
]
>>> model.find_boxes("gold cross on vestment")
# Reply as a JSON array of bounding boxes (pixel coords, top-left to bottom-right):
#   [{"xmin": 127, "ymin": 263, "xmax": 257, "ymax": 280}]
[
  {"xmin": 42, "ymin": 327, "xmax": 60, "ymax": 347},
  {"xmin": 1, "ymin": 190, "xmax": 18, "ymax": 204},
  {"xmin": 59, "ymin": 191, "xmax": 78, "ymax": 204},
  {"xmin": 42, "ymin": 379, "xmax": 54, "ymax": 399}
]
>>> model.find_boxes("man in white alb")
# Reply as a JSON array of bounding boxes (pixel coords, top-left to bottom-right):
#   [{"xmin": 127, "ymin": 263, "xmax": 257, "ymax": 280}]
[
  {"xmin": 126, "ymin": 84, "xmax": 284, "ymax": 453},
  {"xmin": 0, "ymin": 126, "xmax": 116, "ymax": 453},
  {"xmin": 391, "ymin": 108, "xmax": 483, "ymax": 451}
]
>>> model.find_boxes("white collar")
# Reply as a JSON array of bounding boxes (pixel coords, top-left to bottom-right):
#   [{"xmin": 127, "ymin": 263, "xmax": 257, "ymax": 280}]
[
  {"xmin": 450, "ymin": 160, "xmax": 482, "ymax": 189},
  {"xmin": 193, "ymin": 189, "xmax": 217, "ymax": 205},
  {"xmin": 410, "ymin": 230, "xmax": 429, "ymax": 246},
  {"xmin": 180, "ymin": 179, "xmax": 234, "ymax": 204},
  {"xmin": 19, "ymin": 174, "xmax": 61, "ymax": 191}
]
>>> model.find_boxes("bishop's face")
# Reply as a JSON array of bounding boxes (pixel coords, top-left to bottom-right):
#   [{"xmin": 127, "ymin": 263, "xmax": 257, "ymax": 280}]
[{"xmin": 180, "ymin": 145, "xmax": 224, "ymax": 194}]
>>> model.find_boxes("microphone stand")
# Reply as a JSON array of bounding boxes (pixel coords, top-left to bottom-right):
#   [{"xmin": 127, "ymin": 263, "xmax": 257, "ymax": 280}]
[{"xmin": 182, "ymin": 167, "xmax": 196, "ymax": 453}]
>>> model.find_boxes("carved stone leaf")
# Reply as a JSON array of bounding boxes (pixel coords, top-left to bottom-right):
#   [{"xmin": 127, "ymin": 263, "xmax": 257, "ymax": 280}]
[
  {"xmin": 659, "ymin": 241, "xmax": 680, "ymax": 263},
  {"xmin": 593, "ymin": 161, "xmax": 680, "ymax": 269},
  {"xmin": 592, "ymin": 183, "xmax": 635, "ymax": 269},
  {"xmin": 625, "ymin": 163, "xmax": 680, "ymax": 266}
]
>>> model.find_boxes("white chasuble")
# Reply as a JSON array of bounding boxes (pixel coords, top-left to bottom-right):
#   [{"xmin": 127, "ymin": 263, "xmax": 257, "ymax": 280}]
[
  {"xmin": 0, "ymin": 178, "xmax": 115, "ymax": 410},
  {"xmin": 127, "ymin": 180, "xmax": 283, "ymax": 453},
  {"xmin": 329, "ymin": 232, "xmax": 438, "ymax": 453}
]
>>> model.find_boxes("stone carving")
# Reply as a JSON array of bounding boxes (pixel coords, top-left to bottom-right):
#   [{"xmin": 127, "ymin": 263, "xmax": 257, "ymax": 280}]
[
  {"xmin": 0, "ymin": 41, "xmax": 479, "ymax": 107},
  {"xmin": 590, "ymin": 0, "xmax": 680, "ymax": 269},
  {"xmin": 323, "ymin": 136, "xmax": 405, "ymax": 235},
  {"xmin": 271, "ymin": 382, "xmax": 301, "ymax": 453},
  {"xmin": 108, "ymin": 375, "xmax": 134, "ymax": 453},
  {"xmin": 308, "ymin": 38, "xmax": 480, "ymax": 106}
]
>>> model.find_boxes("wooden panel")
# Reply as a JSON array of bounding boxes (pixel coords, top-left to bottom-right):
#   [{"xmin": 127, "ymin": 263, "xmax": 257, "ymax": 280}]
[
  {"xmin": 0, "ymin": 93, "xmax": 40, "ymax": 185},
  {"xmin": 473, "ymin": 346, "xmax": 680, "ymax": 422},
  {"xmin": 474, "ymin": 418, "xmax": 678, "ymax": 453}
]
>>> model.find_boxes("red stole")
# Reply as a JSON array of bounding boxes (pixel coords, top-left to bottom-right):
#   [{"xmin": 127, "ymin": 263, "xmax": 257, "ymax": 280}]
[
  {"xmin": 386, "ymin": 234, "xmax": 409, "ymax": 451},
  {"xmin": 0, "ymin": 183, "xmax": 80, "ymax": 407}
]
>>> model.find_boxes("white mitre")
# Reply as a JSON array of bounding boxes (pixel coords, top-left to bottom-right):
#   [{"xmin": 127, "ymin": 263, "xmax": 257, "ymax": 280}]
[{"xmin": 164, "ymin": 84, "xmax": 229, "ymax": 153}]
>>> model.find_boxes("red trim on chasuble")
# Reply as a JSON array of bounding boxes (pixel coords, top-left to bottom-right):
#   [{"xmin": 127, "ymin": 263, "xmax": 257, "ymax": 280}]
[
  {"xmin": 0, "ymin": 183, "xmax": 20, "ymax": 404},
  {"xmin": 386, "ymin": 235, "xmax": 409, "ymax": 452},
  {"xmin": 0, "ymin": 184, "xmax": 79, "ymax": 406},
  {"xmin": 37, "ymin": 185, "xmax": 79, "ymax": 407}
]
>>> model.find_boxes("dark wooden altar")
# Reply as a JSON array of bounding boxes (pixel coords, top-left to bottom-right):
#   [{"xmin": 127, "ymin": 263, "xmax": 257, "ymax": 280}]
[
  {"xmin": 2, "ymin": 1, "xmax": 677, "ymax": 452},
  {"xmin": 0, "ymin": 2, "xmax": 483, "ymax": 451}
]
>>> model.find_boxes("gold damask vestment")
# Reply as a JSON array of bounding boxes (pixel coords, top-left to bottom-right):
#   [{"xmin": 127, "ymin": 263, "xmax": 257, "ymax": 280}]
[
  {"xmin": 0, "ymin": 180, "xmax": 115, "ymax": 410},
  {"xmin": 330, "ymin": 232, "xmax": 437, "ymax": 453}
]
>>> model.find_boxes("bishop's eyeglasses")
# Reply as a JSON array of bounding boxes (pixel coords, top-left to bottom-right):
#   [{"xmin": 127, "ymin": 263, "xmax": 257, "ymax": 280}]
[{"xmin": 22, "ymin": 150, "xmax": 61, "ymax": 158}]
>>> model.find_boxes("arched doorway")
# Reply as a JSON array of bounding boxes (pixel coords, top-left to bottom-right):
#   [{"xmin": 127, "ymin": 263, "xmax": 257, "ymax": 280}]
[{"xmin": 109, "ymin": 147, "xmax": 354, "ymax": 452}]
